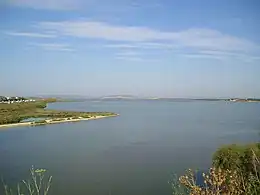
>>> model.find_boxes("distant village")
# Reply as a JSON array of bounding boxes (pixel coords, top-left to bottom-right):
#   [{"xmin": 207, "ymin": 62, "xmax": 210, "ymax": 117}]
[
  {"xmin": 228, "ymin": 98, "xmax": 260, "ymax": 102},
  {"xmin": 0, "ymin": 96, "xmax": 35, "ymax": 104}
]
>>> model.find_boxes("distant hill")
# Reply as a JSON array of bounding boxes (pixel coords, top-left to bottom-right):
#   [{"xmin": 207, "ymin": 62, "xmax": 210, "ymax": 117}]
[
  {"xmin": 34, "ymin": 95, "xmax": 89, "ymax": 99},
  {"xmin": 29, "ymin": 95, "xmax": 90, "ymax": 102},
  {"xmin": 100, "ymin": 95, "xmax": 138, "ymax": 99},
  {"xmin": 27, "ymin": 95, "xmax": 239, "ymax": 102}
]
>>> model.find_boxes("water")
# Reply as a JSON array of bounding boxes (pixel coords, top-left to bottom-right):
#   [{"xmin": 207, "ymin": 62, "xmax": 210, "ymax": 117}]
[{"xmin": 0, "ymin": 101, "xmax": 259, "ymax": 195}]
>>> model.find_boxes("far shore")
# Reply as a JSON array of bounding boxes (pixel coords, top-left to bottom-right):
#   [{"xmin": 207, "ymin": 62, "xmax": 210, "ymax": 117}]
[{"xmin": 0, "ymin": 115, "xmax": 118, "ymax": 129}]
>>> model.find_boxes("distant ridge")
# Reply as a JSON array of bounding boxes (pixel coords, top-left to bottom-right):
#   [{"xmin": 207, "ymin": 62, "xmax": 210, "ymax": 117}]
[
  {"xmin": 28, "ymin": 94, "xmax": 260, "ymax": 102},
  {"xmin": 100, "ymin": 95, "xmax": 138, "ymax": 99}
]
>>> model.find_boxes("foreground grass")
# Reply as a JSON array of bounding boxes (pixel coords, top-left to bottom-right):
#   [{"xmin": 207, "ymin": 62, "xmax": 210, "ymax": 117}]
[
  {"xmin": 0, "ymin": 101, "xmax": 116, "ymax": 125},
  {"xmin": 3, "ymin": 167, "xmax": 52, "ymax": 195}
]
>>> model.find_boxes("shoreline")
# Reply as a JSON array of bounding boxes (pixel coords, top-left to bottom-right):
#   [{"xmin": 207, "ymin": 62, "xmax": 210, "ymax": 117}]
[{"xmin": 0, "ymin": 114, "xmax": 118, "ymax": 129}]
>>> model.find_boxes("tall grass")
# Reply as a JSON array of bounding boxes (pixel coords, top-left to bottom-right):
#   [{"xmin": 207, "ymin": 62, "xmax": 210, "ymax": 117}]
[{"xmin": 3, "ymin": 166, "xmax": 52, "ymax": 195}]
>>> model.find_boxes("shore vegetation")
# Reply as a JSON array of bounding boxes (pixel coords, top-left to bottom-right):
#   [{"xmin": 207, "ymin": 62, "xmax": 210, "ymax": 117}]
[{"xmin": 0, "ymin": 100, "xmax": 116, "ymax": 126}]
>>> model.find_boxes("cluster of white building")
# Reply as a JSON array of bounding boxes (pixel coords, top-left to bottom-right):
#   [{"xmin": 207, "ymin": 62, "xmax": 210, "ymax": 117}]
[{"xmin": 0, "ymin": 96, "xmax": 36, "ymax": 104}]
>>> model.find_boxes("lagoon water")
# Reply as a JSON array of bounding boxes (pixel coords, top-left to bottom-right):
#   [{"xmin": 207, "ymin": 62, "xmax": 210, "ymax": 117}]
[{"xmin": 0, "ymin": 100, "xmax": 259, "ymax": 195}]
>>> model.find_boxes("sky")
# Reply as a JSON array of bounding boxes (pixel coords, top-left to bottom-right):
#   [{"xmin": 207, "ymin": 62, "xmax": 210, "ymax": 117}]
[{"xmin": 0, "ymin": 0, "xmax": 260, "ymax": 98}]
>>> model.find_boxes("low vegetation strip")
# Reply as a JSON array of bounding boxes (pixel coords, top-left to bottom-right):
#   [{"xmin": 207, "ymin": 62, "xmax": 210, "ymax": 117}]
[{"xmin": 0, "ymin": 101, "xmax": 117, "ymax": 127}]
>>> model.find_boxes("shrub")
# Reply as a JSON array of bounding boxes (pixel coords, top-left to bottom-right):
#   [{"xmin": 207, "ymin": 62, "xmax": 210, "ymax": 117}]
[
  {"xmin": 174, "ymin": 143, "xmax": 260, "ymax": 195},
  {"xmin": 177, "ymin": 168, "xmax": 244, "ymax": 195},
  {"xmin": 213, "ymin": 143, "xmax": 260, "ymax": 178},
  {"xmin": 51, "ymin": 118, "xmax": 63, "ymax": 121},
  {"xmin": 32, "ymin": 120, "xmax": 47, "ymax": 126},
  {"xmin": 42, "ymin": 98, "xmax": 57, "ymax": 103}
]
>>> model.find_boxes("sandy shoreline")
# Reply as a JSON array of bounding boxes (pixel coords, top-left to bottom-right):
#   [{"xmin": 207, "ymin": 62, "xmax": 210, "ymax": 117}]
[{"xmin": 0, "ymin": 115, "xmax": 118, "ymax": 129}]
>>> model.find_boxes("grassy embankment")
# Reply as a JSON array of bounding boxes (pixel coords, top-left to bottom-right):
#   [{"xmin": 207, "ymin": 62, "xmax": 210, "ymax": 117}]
[{"xmin": 0, "ymin": 99, "xmax": 116, "ymax": 126}]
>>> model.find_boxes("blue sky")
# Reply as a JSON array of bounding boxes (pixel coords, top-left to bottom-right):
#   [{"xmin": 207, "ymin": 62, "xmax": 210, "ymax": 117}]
[{"xmin": 1, "ymin": 0, "xmax": 260, "ymax": 98}]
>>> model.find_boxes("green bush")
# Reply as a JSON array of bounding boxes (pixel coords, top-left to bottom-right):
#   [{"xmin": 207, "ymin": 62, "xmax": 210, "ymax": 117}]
[
  {"xmin": 32, "ymin": 120, "xmax": 47, "ymax": 126},
  {"xmin": 34, "ymin": 120, "xmax": 47, "ymax": 124},
  {"xmin": 174, "ymin": 143, "xmax": 260, "ymax": 195},
  {"xmin": 42, "ymin": 98, "xmax": 57, "ymax": 103},
  {"xmin": 212, "ymin": 143, "xmax": 260, "ymax": 194},
  {"xmin": 51, "ymin": 118, "xmax": 63, "ymax": 121},
  {"xmin": 213, "ymin": 143, "xmax": 260, "ymax": 177}
]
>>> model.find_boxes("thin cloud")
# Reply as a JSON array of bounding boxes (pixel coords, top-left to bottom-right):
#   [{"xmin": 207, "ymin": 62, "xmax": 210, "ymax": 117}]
[
  {"xmin": 198, "ymin": 50, "xmax": 260, "ymax": 61},
  {"xmin": 38, "ymin": 21, "xmax": 176, "ymax": 42},
  {"xmin": 114, "ymin": 50, "xmax": 159, "ymax": 62},
  {"xmin": 115, "ymin": 56, "xmax": 145, "ymax": 61},
  {"xmin": 7, "ymin": 0, "xmax": 82, "ymax": 10},
  {"xmin": 104, "ymin": 44, "xmax": 140, "ymax": 49},
  {"xmin": 198, "ymin": 50, "xmax": 238, "ymax": 56},
  {"xmin": 181, "ymin": 54, "xmax": 225, "ymax": 60},
  {"xmin": 180, "ymin": 51, "xmax": 260, "ymax": 63},
  {"xmin": 115, "ymin": 50, "xmax": 142, "ymax": 61},
  {"xmin": 37, "ymin": 20, "xmax": 259, "ymax": 53},
  {"xmin": 5, "ymin": 31, "xmax": 56, "ymax": 38},
  {"xmin": 104, "ymin": 42, "xmax": 176, "ymax": 50},
  {"xmin": 116, "ymin": 51, "xmax": 140, "ymax": 56},
  {"xmin": 29, "ymin": 43, "xmax": 74, "ymax": 51},
  {"xmin": 106, "ymin": 43, "xmax": 260, "ymax": 62}
]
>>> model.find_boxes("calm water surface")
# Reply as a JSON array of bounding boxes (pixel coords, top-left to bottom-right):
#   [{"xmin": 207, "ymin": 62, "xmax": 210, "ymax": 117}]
[{"xmin": 0, "ymin": 101, "xmax": 259, "ymax": 195}]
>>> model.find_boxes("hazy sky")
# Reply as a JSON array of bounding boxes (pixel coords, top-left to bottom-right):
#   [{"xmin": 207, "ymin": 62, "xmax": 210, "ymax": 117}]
[{"xmin": 1, "ymin": 0, "xmax": 260, "ymax": 98}]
